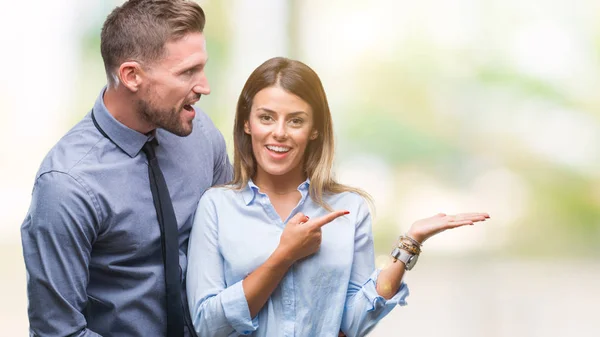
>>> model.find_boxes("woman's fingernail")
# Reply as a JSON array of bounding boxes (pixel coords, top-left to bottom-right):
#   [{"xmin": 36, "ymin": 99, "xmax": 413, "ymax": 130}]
[
  {"xmin": 344, "ymin": 211, "xmax": 350, "ymax": 215},
  {"xmin": 306, "ymin": 216, "xmax": 310, "ymax": 220}
]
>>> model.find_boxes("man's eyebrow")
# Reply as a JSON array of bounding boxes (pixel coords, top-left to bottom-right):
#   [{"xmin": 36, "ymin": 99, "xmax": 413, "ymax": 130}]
[{"xmin": 177, "ymin": 59, "xmax": 208, "ymax": 73}]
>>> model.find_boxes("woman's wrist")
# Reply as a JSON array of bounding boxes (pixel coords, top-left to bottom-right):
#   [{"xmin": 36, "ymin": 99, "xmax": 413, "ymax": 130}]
[
  {"xmin": 405, "ymin": 229, "xmax": 425, "ymax": 245},
  {"xmin": 271, "ymin": 246, "xmax": 296, "ymax": 269}
]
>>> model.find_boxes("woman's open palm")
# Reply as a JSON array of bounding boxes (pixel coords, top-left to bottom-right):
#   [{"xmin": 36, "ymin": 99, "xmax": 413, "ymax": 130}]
[{"xmin": 408, "ymin": 212, "xmax": 490, "ymax": 243}]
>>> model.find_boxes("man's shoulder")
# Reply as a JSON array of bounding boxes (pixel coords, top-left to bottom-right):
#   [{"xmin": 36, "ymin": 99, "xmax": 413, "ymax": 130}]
[
  {"xmin": 191, "ymin": 107, "xmax": 223, "ymax": 142},
  {"xmin": 38, "ymin": 114, "xmax": 103, "ymax": 178}
]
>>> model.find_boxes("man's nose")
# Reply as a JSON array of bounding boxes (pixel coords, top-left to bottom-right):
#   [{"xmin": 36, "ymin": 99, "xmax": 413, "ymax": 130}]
[{"xmin": 193, "ymin": 73, "xmax": 210, "ymax": 96}]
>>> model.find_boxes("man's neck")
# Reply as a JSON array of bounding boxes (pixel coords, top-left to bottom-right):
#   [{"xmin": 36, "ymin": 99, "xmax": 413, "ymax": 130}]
[{"xmin": 103, "ymin": 86, "xmax": 153, "ymax": 134}]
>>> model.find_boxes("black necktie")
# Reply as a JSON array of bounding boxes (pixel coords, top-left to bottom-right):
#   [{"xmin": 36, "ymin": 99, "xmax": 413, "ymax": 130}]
[{"xmin": 142, "ymin": 139, "xmax": 184, "ymax": 337}]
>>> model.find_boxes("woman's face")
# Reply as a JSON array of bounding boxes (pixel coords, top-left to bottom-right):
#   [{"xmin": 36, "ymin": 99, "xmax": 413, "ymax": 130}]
[{"xmin": 244, "ymin": 85, "xmax": 317, "ymax": 180}]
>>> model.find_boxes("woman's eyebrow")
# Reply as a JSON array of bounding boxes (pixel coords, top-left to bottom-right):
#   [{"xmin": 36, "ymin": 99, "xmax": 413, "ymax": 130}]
[{"xmin": 256, "ymin": 107, "xmax": 307, "ymax": 116}]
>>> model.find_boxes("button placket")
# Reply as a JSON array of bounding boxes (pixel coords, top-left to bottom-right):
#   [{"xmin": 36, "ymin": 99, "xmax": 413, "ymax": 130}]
[{"xmin": 281, "ymin": 267, "xmax": 295, "ymax": 337}]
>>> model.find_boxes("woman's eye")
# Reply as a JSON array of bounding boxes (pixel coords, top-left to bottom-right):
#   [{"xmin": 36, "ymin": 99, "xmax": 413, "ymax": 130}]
[
  {"xmin": 259, "ymin": 115, "xmax": 273, "ymax": 122},
  {"xmin": 290, "ymin": 118, "xmax": 304, "ymax": 125}
]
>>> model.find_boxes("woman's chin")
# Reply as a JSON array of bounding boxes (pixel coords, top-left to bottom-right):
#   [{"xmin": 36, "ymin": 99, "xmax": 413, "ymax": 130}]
[
  {"xmin": 257, "ymin": 163, "xmax": 300, "ymax": 179},
  {"xmin": 261, "ymin": 168, "xmax": 293, "ymax": 177}
]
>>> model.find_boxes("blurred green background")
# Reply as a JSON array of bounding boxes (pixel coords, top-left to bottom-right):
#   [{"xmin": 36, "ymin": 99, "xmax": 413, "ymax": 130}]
[{"xmin": 1, "ymin": 0, "xmax": 599, "ymax": 336}]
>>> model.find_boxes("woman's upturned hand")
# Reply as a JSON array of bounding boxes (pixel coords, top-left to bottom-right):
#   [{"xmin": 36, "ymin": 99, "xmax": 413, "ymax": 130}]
[
  {"xmin": 277, "ymin": 210, "xmax": 349, "ymax": 264},
  {"xmin": 407, "ymin": 212, "xmax": 490, "ymax": 244}
]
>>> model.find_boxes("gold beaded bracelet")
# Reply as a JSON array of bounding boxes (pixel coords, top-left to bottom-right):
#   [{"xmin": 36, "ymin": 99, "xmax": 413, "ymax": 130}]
[
  {"xmin": 400, "ymin": 235, "xmax": 422, "ymax": 250},
  {"xmin": 398, "ymin": 240, "xmax": 421, "ymax": 255},
  {"xmin": 401, "ymin": 234, "xmax": 422, "ymax": 247}
]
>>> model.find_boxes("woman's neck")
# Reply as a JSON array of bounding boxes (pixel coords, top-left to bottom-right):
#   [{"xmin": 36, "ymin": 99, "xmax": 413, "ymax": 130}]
[{"xmin": 253, "ymin": 166, "xmax": 306, "ymax": 195}]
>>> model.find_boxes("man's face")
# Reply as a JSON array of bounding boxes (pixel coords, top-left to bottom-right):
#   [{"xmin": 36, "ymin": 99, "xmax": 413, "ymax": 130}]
[{"xmin": 138, "ymin": 32, "xmax": 210, "ymax": 136}]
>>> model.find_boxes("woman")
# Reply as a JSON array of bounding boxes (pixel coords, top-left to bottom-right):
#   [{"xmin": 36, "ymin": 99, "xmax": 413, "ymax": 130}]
[{"xmin": 186, "ymin": 57, "xmax": 489, "ymax": 337}]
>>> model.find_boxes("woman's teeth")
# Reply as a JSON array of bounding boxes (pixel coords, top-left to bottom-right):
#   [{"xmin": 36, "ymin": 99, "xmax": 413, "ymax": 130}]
[{"xmin": 266, "ymin": 145, "xmax": 290, "ymax": 153}]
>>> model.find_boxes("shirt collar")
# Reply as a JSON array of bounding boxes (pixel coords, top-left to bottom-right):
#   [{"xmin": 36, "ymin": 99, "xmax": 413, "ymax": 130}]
[
  {"xmin": 241, "ymin": 178, "xmax": 311, "ymax": 206},
  {"xmin": 92, "ymin": 87, "xmax": 152, "ymax": 158}
]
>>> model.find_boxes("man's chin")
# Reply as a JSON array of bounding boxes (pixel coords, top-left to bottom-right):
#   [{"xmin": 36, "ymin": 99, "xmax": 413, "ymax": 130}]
[
  {"xmin": 180, "ymin": 124, "xmax": 193, "ymax": 137},
  {"xmin": 176, "ymin": 107, "xmax": 195, "ymax": 136},
  {"xmin": 161, "ymin": 121, "xmax": 193, "ymax": 137},
  {"xmin": 174, "ymin": 125, "xmax": 193, "ymax": 137}
]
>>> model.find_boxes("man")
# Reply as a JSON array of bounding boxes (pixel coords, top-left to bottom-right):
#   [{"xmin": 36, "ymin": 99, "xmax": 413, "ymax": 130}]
[{"xmin": 21, "ymin": 0, "xmax": 231, "ymax": 336}]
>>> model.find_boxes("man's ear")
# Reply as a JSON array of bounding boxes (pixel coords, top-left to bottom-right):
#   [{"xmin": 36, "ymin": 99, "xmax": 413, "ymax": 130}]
[
  {"xmin": 117, "ymin": 61, "xmax": 144, "ymax": 92},
  {"xmin": 244, "ymin": 121, "xmax": 251, "ymax": 135},
  {"xmin": 310, "ymin": 129, "xmax": 318, "ymax": 140}
]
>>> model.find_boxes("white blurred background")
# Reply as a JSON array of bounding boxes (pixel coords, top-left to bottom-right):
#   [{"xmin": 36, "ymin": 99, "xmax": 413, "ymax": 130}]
[{"xmin": 1, "ymin": 0, "xmax": 599, "ymax": 336}]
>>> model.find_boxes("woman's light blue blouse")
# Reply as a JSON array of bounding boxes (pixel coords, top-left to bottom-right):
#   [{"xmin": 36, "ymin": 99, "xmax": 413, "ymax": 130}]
[{"xmin": 186, "ymin": 180, "xmax": 409, "ymax": 337}]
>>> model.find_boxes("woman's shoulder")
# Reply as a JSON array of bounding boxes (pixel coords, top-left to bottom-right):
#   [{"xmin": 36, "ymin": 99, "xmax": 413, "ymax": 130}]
[
  {"xmin": 325, "ymin": 190, "xmax": 370, "ymax": 212},
  {"xmin": 327, "ymin": 189, "xmax": 363, "ymax": 201},
  {"xmin": 199, "ymin": 185, "xmax": 242, "ymax": 204}
]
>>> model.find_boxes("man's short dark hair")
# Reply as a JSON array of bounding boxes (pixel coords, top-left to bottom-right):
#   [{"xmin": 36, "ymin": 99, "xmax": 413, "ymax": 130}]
[{"xmin": 101, "ymin": 0, "xmax": 206, "ymax": 86}]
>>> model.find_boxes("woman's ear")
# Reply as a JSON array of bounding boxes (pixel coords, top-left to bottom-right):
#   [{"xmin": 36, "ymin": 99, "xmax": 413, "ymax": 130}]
[
  {"xmin": 310, "ymin": 129, "xmax": 318, "ymax": 140},
  {"xmin": 244, "ymin": 121, "xmax": 251, "ymax": 135}
]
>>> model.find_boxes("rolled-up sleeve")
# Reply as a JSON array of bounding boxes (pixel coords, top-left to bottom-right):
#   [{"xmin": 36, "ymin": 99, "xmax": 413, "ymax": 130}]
[
  {"xmin": 358, "ymin": 269, "xmax": 409, "ymax": 311},
  {"xmin": 341, "ymin": 198, "xmax": 410, "ymax": 337},
  {"xmin": 187, "ymin": 191, "xmax": 258, "ymax": 336},
  {"xmin": 21, "ymin": 172, "xmax": 103, "ymax": 337}
]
